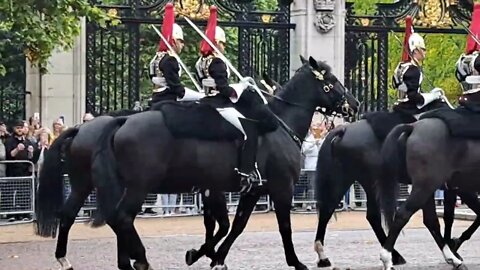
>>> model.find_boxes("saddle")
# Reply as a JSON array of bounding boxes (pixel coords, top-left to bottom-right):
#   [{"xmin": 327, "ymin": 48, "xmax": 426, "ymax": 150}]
[
  {"xmin": 151, "ymin": 92, "xmax": 278, "ymax": 141},
  {"xmin": 420, "ymin": 106, "xmax": 480, "ymax": 139},
  {"xmin": 151, "ymin": 101, "xmax": 244, "ymax": 141},
  {"xmin": 362, "ymin": 111, "xmax": 416, "ymax": 141}
]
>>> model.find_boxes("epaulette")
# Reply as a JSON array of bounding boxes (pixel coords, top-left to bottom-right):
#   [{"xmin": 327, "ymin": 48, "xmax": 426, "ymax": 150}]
[{"xmin": 200, "ymin": 54, "xmax": 215, "ymax": 78}]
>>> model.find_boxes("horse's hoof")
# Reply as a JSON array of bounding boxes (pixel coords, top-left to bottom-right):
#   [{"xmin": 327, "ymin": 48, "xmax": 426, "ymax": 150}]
[
  {"xmin": 392, "ymin": 250, "xmax": 407, "ymax": 265},
  {"xmin": 456, "ymin": 264, "xmax": 468, "ymax": 270},
  {"xmin": 211, "ymin": 264, "xmax": 228, "ymax": 270},
  {"xmin": 185, "ymin": 249, "xmax": 199, "ymax": 266},
  {"xmin": 133, "ymin": 262, "xmax": 153, "ymax": 270},
  {"xmin": 453, "ymin": 251, "xmax": 464, "ymax": 262},
  {"xmin": 317, "ymin": 258, "xmax": 331, "ymax": 268},
  {"xmin": 295, "ymin": 262, "xmax": 309, "ymax": 270},
  {"xmin": 57, "ymin": 257, "xmax": 74, "ymax": 270}
]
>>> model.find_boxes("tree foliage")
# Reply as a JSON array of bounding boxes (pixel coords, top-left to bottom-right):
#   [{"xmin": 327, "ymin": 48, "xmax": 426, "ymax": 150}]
[
  {"xmin": 0, "ymin": 0, "xmax": 119, "ymax": 76},
  {"xmin": 387, "ymin": 33, "xmax": 465, "ymax": 106},
  {"xmin": 349, "ymin": 0, "xmax": 469, "ymax": 107}
]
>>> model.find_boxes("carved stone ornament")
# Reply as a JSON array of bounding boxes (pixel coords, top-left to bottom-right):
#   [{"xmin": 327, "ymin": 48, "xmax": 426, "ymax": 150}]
[
  {"xmin": 314, "ymin": 0, "xmax": 335, "ymax": 11},
  {"xmin": 314, "ymin": 12, "xmax": 335, "ymax": 33}
]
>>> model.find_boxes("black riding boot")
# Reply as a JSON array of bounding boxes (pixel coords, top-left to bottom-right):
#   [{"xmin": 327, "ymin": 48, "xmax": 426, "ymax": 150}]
[{"xmin": 236, "ymin": 119, "xmax": 262, "ymax": 193}]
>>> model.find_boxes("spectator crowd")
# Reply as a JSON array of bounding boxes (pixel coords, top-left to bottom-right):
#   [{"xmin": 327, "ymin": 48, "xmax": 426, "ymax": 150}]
[{"xmin": 0, "ymin": 115, "xmax": 66, "ymax": 221}]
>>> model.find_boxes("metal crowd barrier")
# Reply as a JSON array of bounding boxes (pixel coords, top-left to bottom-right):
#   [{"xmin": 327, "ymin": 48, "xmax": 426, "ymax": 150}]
[
  {"xmin": 348, "ymin": 181, "xmax": 448, "ymax": 210},
  {"xmin": 291, "ymin": 169, "xmax": 347, "ymax": 213},
  {"xmin": 0, "ymin": 160, "xmax": 36, "ymax": 225},
  {"xmin": 61, "ymin": 174, "xmax": 272, "ymax": 219},
  {"xmin": 0, "ymin": 163, "xmax": 463, "ymax": 226}
]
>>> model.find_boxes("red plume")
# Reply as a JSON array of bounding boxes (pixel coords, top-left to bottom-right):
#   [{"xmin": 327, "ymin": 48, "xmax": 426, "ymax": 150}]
[
  {"xmin": 401, "ymin": 16, "xmax": 413, "ymax": 62},
  {"xmin": 200, "ymin": 6, "xmax": 218, "ymax": 56},
  {"xmin": 465, "ymin": 3, "xmax": 480, "ymax": 54},
  {"xmin": 158, "ymin": 3, "xmax": 175, "ymax": 52}
]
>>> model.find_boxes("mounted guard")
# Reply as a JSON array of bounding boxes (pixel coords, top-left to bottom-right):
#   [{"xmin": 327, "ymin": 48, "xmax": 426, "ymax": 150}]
[
  {"xmin": 455, "ymin": 3, "xmax": 480, "ymax": 112},
  {"xmin": 392, "ymin": 16, "xmax": 443, "ymax": 115},
  {"xmin": 149, "ymin": 3, "xmax": 186, "ymax": 104},
  {"xmin": 191, "ymin": 6, "xmax": 279, "ymax": 191}
]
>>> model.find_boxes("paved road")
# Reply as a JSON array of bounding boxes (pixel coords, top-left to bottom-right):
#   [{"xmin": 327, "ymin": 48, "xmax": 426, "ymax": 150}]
[{"xmin": 0, "ymin": 226, "xmax": 479, "ymax": 270}]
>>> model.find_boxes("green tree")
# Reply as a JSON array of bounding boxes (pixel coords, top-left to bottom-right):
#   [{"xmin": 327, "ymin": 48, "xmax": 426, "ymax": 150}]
[
  {"xmin": 387, "ymin": 31, "xmax": 466, "ymax": 107},
  {"xmin": 0, "ymin": 0, "xmax": 119, "ymax": 76},
  {"xmin": 349, "ymin": 0, "xmax": 467, "ymax": 107}
]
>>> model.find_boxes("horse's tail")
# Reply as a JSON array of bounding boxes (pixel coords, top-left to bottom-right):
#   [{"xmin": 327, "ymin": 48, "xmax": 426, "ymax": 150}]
[
  {"xmin": 35, "ymin": 127, "xmax": 79, "ymax": 238},
  {"xmin": 315, "ymin": 127, "xmax": 346, "ymax": 211},
  {"xmin": 91, "ymin": 117, "xmax": 128, "ymax": 226},
  {"xmin": 377, "ymin": 124, "xmax": 414, "ymax": 231}
]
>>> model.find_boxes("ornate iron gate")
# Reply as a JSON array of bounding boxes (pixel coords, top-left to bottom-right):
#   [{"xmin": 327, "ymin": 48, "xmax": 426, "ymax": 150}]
[
  {"xmin": 345, "ymin": 0, "xmax": 473, "ymax": 113},
  {"xmin": 86, "ymin": 0, "xmax": 294, "ymax": 115}
]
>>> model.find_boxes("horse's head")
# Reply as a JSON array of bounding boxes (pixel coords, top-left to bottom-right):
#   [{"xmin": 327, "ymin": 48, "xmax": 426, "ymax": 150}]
[{"xmin": 296, "ymin": 55, "xmax": 359, "ymax": 118}]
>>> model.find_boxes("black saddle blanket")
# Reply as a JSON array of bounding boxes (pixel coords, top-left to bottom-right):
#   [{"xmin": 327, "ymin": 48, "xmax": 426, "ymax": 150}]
[
  {"xmin": 362, "ymin": 111, "xmax": 416, "ymax": 141},
  {"xmin": 151, "ymin": 101, "xmax": 244, "ymax": 141},
  {"xmin": 420, "ymin": 107, "xmax": 480, "ymax": 139}
]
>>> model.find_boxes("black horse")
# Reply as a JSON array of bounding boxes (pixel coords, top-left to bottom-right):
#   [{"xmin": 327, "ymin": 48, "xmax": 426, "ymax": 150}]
[
  {"xmin": 377, "ymin": 112, "xmax": 480, "ymax": 270},
  {"xmin": 34, "ymin": 73, "xmax": 283, "ymax": 270},
  {"xmin": 313, "ymin": 98, "xmax": 480, "ymax": 268},
  {"xmin": 88, "ymin": 56, "xmax": 358, "ymax": 270},
  {"xmin": 34, "ymin": 110, "xmax": 143, "ymax": 270}
]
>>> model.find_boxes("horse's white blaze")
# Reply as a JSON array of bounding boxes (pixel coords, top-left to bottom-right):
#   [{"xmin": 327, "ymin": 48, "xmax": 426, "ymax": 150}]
[
  {"xmin": 204, "ymin": 189, "xmax": 210, "ymax": 198},
  {"xmin": 380, "ymin": 248, "xmax": 393, "ymax": 270},
  {"xmin": 442, "ymin": 245, "xmax": 463, "ymax": 266},
  {"xmin": 314, "ymin": 240, "xmax": 328, "ymax": 260},
  {"xmin": 57, "ymin": 257, "xmax": 72, "ymax": 270}
]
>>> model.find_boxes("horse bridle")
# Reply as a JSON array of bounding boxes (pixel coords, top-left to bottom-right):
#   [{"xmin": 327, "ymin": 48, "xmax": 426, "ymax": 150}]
[
  {"xmin": 256, "ymin": 69, "xmax": 353, "ymax": 118},
  {"xmin": 310, "ymin": 69, "xmax": 354, "ymax": 118}
]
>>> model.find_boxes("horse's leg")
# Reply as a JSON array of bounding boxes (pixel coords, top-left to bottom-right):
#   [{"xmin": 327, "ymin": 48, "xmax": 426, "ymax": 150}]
[
  {"xmin": 204, "ymin": 192, "xmax": 230, "ymax": 259},
  {"xmin": 363, "ymin": 183, "xmax": 406, "ymax": 266},
  {"xmin": 421, "ymin": 194, "xmax": 465, "ymax": 269},
  {"xmin": 450, "ymin": 190, "xmax": 480, "ymax": 253},
  {"xmin": 212, "ymin": 192, "xmax": 261, "ymax": 270},
  {"xmin": 186, "ymin": 191, "xmax": 230, "ymax": 266},
  {"xmin": 270, "ymin": 191, "xmax": 308, "ymax": 270},
  {"xmin": 55, "ymin": 185, "xmax": 92, "ymax": 270},
  {"xmin": 443, "ymin": 188, "xmax": 457, "ymax": 243},
  {"xmin": 442, "ymin": 188, "xmax": 465, "ymax": 260},
  {"xmin": 107, "ymin": 221, "xmax": 135, "ymax": 270},
  {"xmin": 114, "ymin": 189, "xmax": 151, "ymax": 270},
  {"xmin": 380, "ymin": 186, "xmax": 452, "ymax": 270},
  {"xmin": 380, "ymin": 187, "xmax": 461, "ymax": 270},
  {"xmin": 314, "ymin": 179, "xmax": 352, "ymax": 268}
]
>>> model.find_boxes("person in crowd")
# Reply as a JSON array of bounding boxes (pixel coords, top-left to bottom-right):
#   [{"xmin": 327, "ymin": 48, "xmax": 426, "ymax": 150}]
[{"xmin": 4, "ymin": 120, "xmax": 40, "ymax": 221}]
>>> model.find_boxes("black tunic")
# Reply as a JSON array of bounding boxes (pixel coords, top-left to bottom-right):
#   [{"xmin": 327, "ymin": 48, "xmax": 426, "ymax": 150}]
[
  {"xmin": 402, "ymin": 65, "xmax": 424, "ymax": 106},
  {"xmin": 151, "ymin": 54, "xmax": 185, "ymax": 103},
  {"xmin": 208, "ymin": 57, "xmax": 235, "ymax": 99}
]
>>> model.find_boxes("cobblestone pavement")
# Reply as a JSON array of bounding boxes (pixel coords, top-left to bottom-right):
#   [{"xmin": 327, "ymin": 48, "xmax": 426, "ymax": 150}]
[{"xmin": 1, "ymin": 226, "xmax": 480, "ymax": 270}]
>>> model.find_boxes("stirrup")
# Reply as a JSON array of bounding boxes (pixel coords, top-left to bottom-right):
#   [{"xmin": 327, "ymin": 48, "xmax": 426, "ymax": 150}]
[{"xmin": 236, "ymin": 168, "xmax": 263, "ymax": 194}]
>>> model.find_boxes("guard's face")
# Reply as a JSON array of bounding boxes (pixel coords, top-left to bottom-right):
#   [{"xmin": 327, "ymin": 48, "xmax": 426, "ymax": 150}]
[
  {"xmin": 414, "ymin": 48, "xmax": 426, "ymax": 61},
  {"xmin": 217, "ymin": 41, "xmax": 225, "ymax": 54},
  {"xmin": 173, "ymin": 39, "xmax": 185, "ymax": 54}
]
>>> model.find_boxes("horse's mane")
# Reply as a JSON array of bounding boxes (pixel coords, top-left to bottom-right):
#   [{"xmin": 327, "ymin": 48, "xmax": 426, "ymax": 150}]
[{"xmin": 105, "ymin": 109, "xmax": 142, "ymax": 117}]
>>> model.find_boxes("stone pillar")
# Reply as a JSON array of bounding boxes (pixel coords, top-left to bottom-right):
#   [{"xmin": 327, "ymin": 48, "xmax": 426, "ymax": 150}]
[
  {"xmin": 290, "ymin": 0, "xmax": 346, "ymax": 83},
  {"xmin": 25, "ymin": 18, "xmax": 86, "ymax": 128}
]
